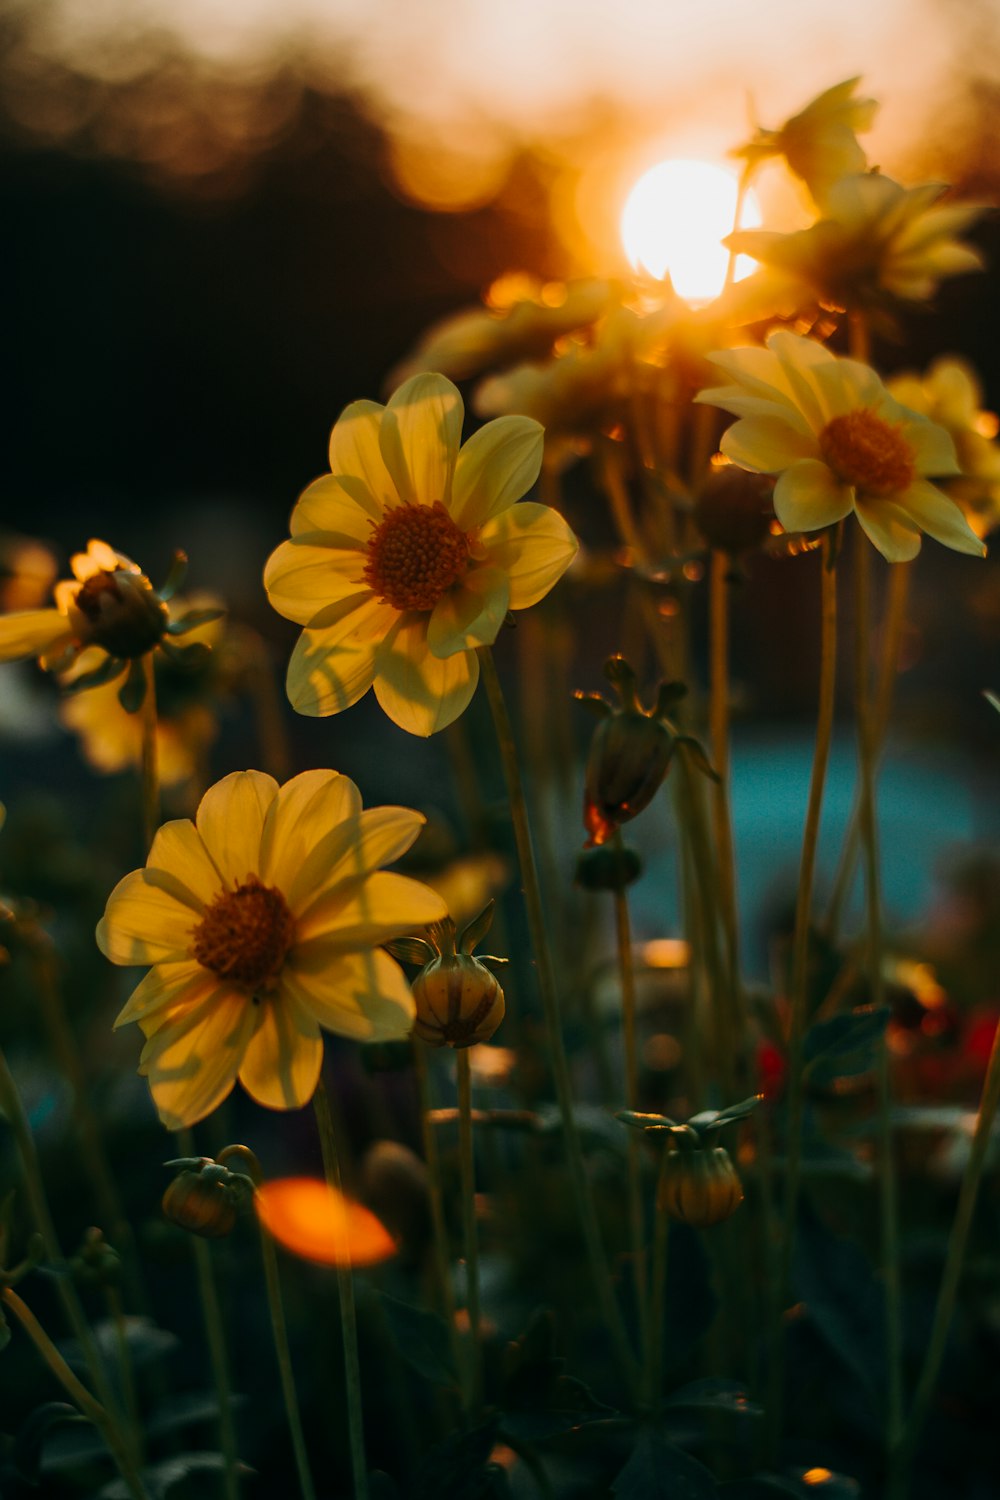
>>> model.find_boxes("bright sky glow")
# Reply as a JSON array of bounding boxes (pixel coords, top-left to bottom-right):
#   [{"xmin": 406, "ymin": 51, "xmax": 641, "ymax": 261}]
[{"xmin": 621, "ymin": 160, "xmax": 762, "ymax": 302}]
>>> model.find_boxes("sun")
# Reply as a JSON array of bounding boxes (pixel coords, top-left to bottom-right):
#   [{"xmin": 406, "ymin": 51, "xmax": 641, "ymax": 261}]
[{"xmin": 621, "ymin": 159, "xmax": 761, "ymax": 305}]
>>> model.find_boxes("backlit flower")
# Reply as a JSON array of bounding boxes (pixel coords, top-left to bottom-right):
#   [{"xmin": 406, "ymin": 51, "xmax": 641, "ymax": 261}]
[
  {"xmin": 696, "ymin": 331, "xmax": 986, "ymax": 562},
  {"xmin": 729, "ymin": 172, "xmax": 985, "ymax": 308},
  {"xmin": 265, "ymin": 372, "xmax": 578, "ymax": 736},
  {"xmin": 97, "ymin": 768, "xmax": 448, "ymax": 1128},
  {"xmin": 733, "ymin": 78, "xmax": 877, "ymax": 207},
  {"xmin": 887, "ymin": 358, "xmax": 1000, "ymax": 538}
]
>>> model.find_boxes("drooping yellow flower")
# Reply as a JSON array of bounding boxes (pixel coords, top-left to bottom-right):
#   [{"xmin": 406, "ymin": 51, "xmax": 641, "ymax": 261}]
[
  {"xmin": 97, "ymin": 768, "xmax": 447, "ymax": 1128},
  {"xmin": 733, "ymin": 78, "xmax": 877, "ymax": 207},
  {"xmin": 695, "ymin": 331, "xmax": 986, "ymax": 562},
  {"xmin": 887, "ymin": 358, "xmax": 1000, "ymax": 539},
  {"xmin": 265, "ymin": 372, "xmax": 578, "ymax": 736},
  {"xmin": 729, "ymin": 172, "xmax": 985, "ymax": 308}
]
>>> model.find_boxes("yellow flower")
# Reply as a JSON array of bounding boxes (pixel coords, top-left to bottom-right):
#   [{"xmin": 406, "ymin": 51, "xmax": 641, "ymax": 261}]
[
  {"xmin": 98, "ymin": 769, "xmax": 448, "ymax": 1129},
  {"xmin": 265, "ymin": 372, "xmax": 578, "ymax": 736},
  {"xmin": 60, "ymin": 595, "xmax": 225, "ymax": 787},
  {"xmin": 0, "ymin": 534, "xmax": 58, "ymax": 612},
  {"xmin": 733, "ymin": 78, "xmax": 877, "ymax": 207},
  {"xmin": 696, "ymin": 331, "xmax": 986, "ymax": 562},
  {"xmin": 730, "ymin": 172, "xmax": 985, "ymax": 308},
  {"xmin": 887, "ymin": 358, "xmax": 1000, "ymax": 539}
]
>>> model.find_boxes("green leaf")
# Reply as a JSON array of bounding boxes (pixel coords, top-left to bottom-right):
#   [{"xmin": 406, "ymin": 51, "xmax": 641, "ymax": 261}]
[
  {"xmin": 377, "ymin": 1291, "xmax": 459, "ymax": 1389},
  {"xmin": 803, "ymin": 1007, "xmax": 890, "ymax": 1085},
  {"xmin": 675, "ymin": 736, "xmax": 720, "ymax": 783},
  {"xmin": 617, "ymin": 1109, "xmax": 676, "ymax": 1132},
  {"xmin": 61, "ymin": 656, "xmax": 125, "ymax": 695},
  {"xmin": 14, "ymin": 1402, "xmax": 87, "ymax": 1482},
  {"xmin": 412, "ymin": 1417, "xmax": 500, "ymax": 1500},
  {"xmin": 165, "ymin": 609, "xmax": 224, "ymax": 635},
  {"xmin": 664, "ymin": 1379, "xmax": 762, "ymax": 1419},
  {"xmin": 156, "ymin": 551, "xmax": 189, "ymax": 602},
  {"xmin": 384, "ymin": 936, "xmax": 436, "ymax": 966},
  {"xmin": 612, "ymin": 1429, "xmax": 717, "ymax": 1499},
  {"xmin": 689, "ymin": 1096, "xmax": 762, "ymax": 1134}
]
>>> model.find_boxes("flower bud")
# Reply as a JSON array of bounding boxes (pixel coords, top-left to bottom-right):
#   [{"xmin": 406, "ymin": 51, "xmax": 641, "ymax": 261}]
[
  {"xmin": 412, "ymin": 952, "xmax": 505, "ymax": 1048},
  {"xmin": 162, "ymin": 1163, "xmax": 238, "ymax": 1238},
  {"xmin": 70, "ymin": 1227, "xmax": 122, "ymax": 1289},
  {"xmin": 583, "ymin": 710, "xmax": 673, "ymax": 847},
  {"xmin": 656, "ymin": 1145, "xmax": 744, "ymax": 1228},
  {"xmin": 694, "ymin": 466, "xmax": 773, "ymax": 556},
  {"xmin": 69, "ymin": 565, "xmax": 168, "ymax": 659}
]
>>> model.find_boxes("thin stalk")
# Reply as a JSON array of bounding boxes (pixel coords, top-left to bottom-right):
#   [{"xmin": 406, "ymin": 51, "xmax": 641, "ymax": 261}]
[
  {"xmin": 478, "ymin": 646, "xmax": 640, "ymax": 1399},
  {"xmin": 175, "ymin": 1131, "xmax": 239, "ymax": 1500},
  {"xmin": 259, "ymin": 1226, "xmax": 317, "ymax": 1500},
  {"xmin": 140, "ymin": 652, "xmax": 159, "ymax": 853},
  {"xmin": 3, "ymin": 1287, "xmax": 150, "ymax": 1500},
  {"xmin": 612, "ymin": 834, "xmax": 647, "ymax": 1338},
  {"xmin": 456, "ymin": 1049, "xmax": 482, "ymax": 1414},
  {"xmin": 413, "ymin": 1046, "xmax": 466, "ymax": 1391},
  {"xmin": 889, "ymin": 1018, "xmax": 1000, "ymax": 1496},
  {"xmin": 106, "ymin": 1286, "xmax": 142, "ymax": 1452},
  {"xmin": 764, "ymin": 534, "xmax": 839, "ymax": 1459},
  {"xmin": 709, "ymin": 548, "xmax": 747, "ymax": 1071},
  {"xmin": 646, "ymin": 1149, "xmax": 672, "ymax": 1409},
  {"xmin": 246, "ymin": 633, "xmax": 292, "ymax": 781},
  {"xmin": 853, "ymin": 532, "xmax": 903, "ymax": 1452},
  {"xmin": 313, "ymin": 1078, "xmax": 368, "ymax": 1500}
]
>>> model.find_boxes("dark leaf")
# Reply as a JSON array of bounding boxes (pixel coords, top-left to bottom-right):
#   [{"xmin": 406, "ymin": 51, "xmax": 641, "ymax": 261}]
[
  {"xmin": 157, "ymin": 551, "xmax": 189, "ymax": 602},
  {"xmin": 689, "ymin": 1097, "xmax": 762, "ymax": 1134},
  {"xmin": 617, "ymin": 1110, "xmax": 675, "ymax": 1133},
  {"xmin": 718, "ymin": 1481, "xmax": 802, "ymax": 1498},
  {"xmin": 99, "ymin": 1452, "xmax": 253, "ymax": 1500},
  {"xmin": 675, "ymin": 737, "xmax": 720, "ymax": 783},
  {"xmin": 612, "ymin": 1429, "xmax": 717, "ymax": 1498},
  {"xmin": 412, "ymin": 1417, "xmax": 500, "ymax": 1500},
  {"xmin": 377, "ymin": 1291, "xmax": 459, "ymax": 1389},
  {"xmin": 664, "ymin": 1379, "xmax": 762, "ymax": 1419},
  {"xmin": 14, "ymin": 1404, "xmax": 88, "ymax": 1482},
  {"xmin": 145, "ymin": 1392, "xmax": 240, "ymax": 1440},
  {"xmin": 384, "ymin": 937, "xmax": 436, "ymax": 966},
  {"xmin": 803, "ymin": 1008, "xmax": 890, "ymax": 1085},
  {"xmin": 793, "ymin": 1210, "xmax": 885, "ymax": 1405}
]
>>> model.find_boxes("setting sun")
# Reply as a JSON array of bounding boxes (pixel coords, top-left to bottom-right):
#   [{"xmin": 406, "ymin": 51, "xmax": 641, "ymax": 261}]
[{"xmin": 621, "ymin": 158, "xmax": 761, "ymax": 303}]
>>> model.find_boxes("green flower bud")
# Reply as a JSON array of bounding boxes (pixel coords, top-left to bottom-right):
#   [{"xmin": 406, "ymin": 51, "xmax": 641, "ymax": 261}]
[
  {"xmin": 412, "ymin": 952, "xmax": 505, "ymax": 1048},
  {"xmin": 70, "ymin": 1227, "xmax": 122, "ymax": 1289},
  {"xmin": 583, "ymin": 710, "xmax": 673, "ymax": 847},
  {"xmin": 69, "ymin": 564, "xmax": 168, "ymax": 659},
  {"xmin": 162, "ymin": 1162, "xmax": 238, "ymax": 1239},
  {"xmin": 656, "ymin": 1144, "xmax": 744, "ymax": 1228}
]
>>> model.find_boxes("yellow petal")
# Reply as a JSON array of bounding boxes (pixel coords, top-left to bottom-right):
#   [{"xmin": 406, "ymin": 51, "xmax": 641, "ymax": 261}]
[
  {"xmin": 426, "ymin": 567, "xmax": 510, "ymax": 658},
  {"xmin": 264, "ymin": 537, "xmax": 368, "ymax": 625},
  {"xmin": 195, "ymin": 771, "xmax": 278, "ymax": 886},
  {"xmin": 292, "ymin": 805, "xmax": 427, "ymax": 920},
  {"xmin": 283, "ymin": 948, "xmax": 416, "ymax": 1042},
  {"xmin": 379, "ymin": 373, "xmax": 463, "ymax": 507},
  {"xmin": 255, "ymin": 1177, "xmax": 396, "ymax": 1267},
  {"xmin": 0, "ymin": 610, "xmax": 73, "ymax": 662},
  {"xmin": 296, "ymin": 869, "xmax": 448, "ymax": 949},
  {"xmin": 328, "ymin": 399, "xmax": 398, "ymax": 515},
  {"xmin": 720, "ymin": 416, "xmax": 818, "ymax": 473},
  {"xmin": 139, "ymin": 990, "xmax": 256, "ymax": 1129},
  {"xmin": 450, "ymin": 415, "xmax": 544, "ymax": 529},
  {"xmin": 290, "ymin": 472, "xmax": 382, "ymax": 538},
  {"xmin": 854, "ymin": 500, "xmax": 923, "ymax": 562},
  {"xmin": 237, "ymin": 997, "xmax": 323, "ymax": 1111},
  {"xmin": 146, "ymin": 819, "xmax": 223, "ymax": 911},
  {"xmin": 97, "ymin": 871, "xmax": 199, "ymax": 965},
  {"xmin": 373, "ymin": 616, "xmax": 479, "ymax": 736},
  {"xmin": 477, "ymin": 502, "xmax": 578, "ymax": 609},
  {"xmin": 897, "ymin": 480, "xmax": 986, "ymax": 556},
  {"xmin": 773, "ymin": 460, "xmax": 854, "ymax": 532},
  {"xmin": 71, "ymin": 539, "xmax": 121, "ymax": 581},
  {"xmin": 114, "ymin": 959, "xmax": 217, "ymax": 1032},
  {"xmin": 286, "ymin": 608, "xmax": 386, "ymax": 718},
  {"xmin": 258, "ymin": 769, "xmax": 363, "ymax": 898}
]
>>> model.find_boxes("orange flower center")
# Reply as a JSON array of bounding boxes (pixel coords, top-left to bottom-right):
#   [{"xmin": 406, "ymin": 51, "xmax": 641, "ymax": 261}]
[
  {"xmin": 193, "ymin": 876, "xmax": 296, "ymax": 994},
  {"xmin": 819, "ymin": 409, "xmax": 914, "ymax": 496},
  {"xmin": 363, "ymin": 502, "xmax": 469, "ymax": 612}
]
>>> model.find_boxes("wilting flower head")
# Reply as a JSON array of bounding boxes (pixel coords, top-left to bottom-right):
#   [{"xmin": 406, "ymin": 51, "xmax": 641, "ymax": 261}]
[
  {"xmin": 729, "ymin": 172, "xmax": 985, "ymax": 309},
  {"xmin": 733, "ymin": 78, "xmax": 877, "ymax": 207},
  {"xmin": 888, "ymin": 358, "xmax": 1000, "ymax": 539},
  {"xmin": 696, "ymin": 331, "xmax": 987, "ymax": 562},
  {"xmin": 265, "ymin": 372, "xmax": 578, "ymax": 736},
  {"xmin": 97, "ymin": 768, "xmax": 448, "ymax": 1128},
  {"xmin": 0, "ymin": 539, "xmax": 210, "ymax": 710}
]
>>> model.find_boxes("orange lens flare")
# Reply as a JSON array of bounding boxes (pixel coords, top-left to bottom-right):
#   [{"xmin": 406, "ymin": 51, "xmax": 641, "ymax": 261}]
[{"xmin": 255, "ymin": 1177, "xmax": 396, "ymax": 1267}]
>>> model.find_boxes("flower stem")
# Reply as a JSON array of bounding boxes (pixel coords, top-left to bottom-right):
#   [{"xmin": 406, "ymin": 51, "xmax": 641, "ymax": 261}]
[
  {"xmin": 763, "ymin": 533, "xmax": 839, "ymax": 1460},
  {"xmin": 853, "ymin": 530, "xmax": 903, "ymax": 1453},
  {"xmin": 889, "ymin": 1017, "xmax": 1000, "ymax": 1496},
  {"xmin": 456, "ymin": 1048, "xmax": 482, "ymax": 1414},
  {"xmin": 645, "ymin": 1149, "xmax": 672, "ymax": 1409},
  {"xmin": 478, "ymin": 646, "xmax": 640, "ymax": 1399},
  {"xmin": 413, "ymin": 1046, "xmax": 465, "ymax": 1395},
  {"xmin": 176, "ymin": 1131, "xmax": 240, "ymax": 1500},
  {"xmin": 313, "ymin": 1077, "xmax": 369, "ymax": 1500},
  {"xmin": 2, "ymin": 1287, "xmax": 151, "ymax": 1500},
  {"xmin": 140, "ymin": 651, "xmax": 159, "ymax": 853},
  {"xmin": 709, "ymin": 547, "xmax": 748, "ymax": 1075},
  {"xmin": 611, "ymin": 834, "xmax": 647, "ymax": 1347},
  {"xmin": 258, "ymin": 1224, "xmax": 317, "ymax": 1500}
]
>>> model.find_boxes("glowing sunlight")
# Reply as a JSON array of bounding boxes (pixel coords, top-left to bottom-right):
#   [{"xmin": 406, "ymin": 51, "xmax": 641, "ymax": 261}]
[{"xmin": 621, "ymin": 159, "xmax": 761, "ymax": 303}]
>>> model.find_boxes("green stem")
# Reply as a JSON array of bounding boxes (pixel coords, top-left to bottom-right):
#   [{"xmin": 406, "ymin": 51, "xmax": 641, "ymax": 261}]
[
  {"xmin": 3, "ymin": 1288, "xmax": 150, "ymax": 1500},
  {"xmin": 413, "ymin": 1046, "xmax": 465, "ymax": 1394},
  {"xmin": 764, "ymin": 533, "xmax": 839, "ymax": 1460},
  {"xmin": 140, "ymin": 652, "xmax": 159, "ymax": 854},
  {"xmin": 612, "ymin": 837, "xmax": 647, "ymax": 1345},
  {"xmin": 313, "ymin": 1078, "xmax": 369, "ymax": 1500},
  {"xmin": 259, "ymin": 1226, "xmax": 317, "ymax": 1500},
  {"xmin": 853, "ymin": 531, "xmax": 903, "ymax": 1452},
  {"xmin": 106, "ymin": 1286, "xmax": 142, "ymax": 1455},
  {"xmin": 456, "ymin": 1049, "xmax": 482, "ymax": 1414},
  {"xmin": 646, "ymin": 1149, "xmax": 672, "ymax": 1409},
  {"xmin": 890, "ymin": 1018, "xmax": 1000, "ymax": 1495},
  {"xmin": 477, "ymin": 646, "xmax": 640, "ymax": 1399}
]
